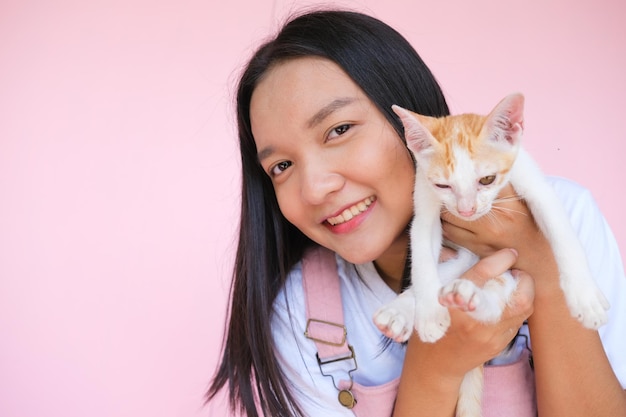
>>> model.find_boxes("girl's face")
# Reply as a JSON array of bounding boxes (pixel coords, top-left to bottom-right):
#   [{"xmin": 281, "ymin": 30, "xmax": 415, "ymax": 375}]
[{"xmin": 250, "ymin": 57, "xmax": 415, "ymax": 265}]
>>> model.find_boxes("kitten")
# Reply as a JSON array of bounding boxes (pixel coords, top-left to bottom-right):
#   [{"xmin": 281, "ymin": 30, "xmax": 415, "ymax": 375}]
[{"xmin": 373, "ymin": 93, "xmax": 610, "ymax": 416}]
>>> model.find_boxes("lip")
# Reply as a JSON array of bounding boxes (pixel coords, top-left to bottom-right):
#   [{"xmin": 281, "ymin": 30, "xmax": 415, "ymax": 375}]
[{"xmin": 323, "ymin": 197, "xmax": 376, "ymax": 234}]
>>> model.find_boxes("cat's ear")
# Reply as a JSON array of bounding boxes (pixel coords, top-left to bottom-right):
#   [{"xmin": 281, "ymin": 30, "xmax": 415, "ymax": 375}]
[
  {"xmin": 483, "ymin": 93, "xmax": 524, "ymax": 149},
  {"xmin": 391, "ymin": 105, "xmax": 437, "ymax": 154}
]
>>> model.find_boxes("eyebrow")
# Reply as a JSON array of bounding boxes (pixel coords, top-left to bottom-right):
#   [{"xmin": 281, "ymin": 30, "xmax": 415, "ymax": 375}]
[
  {"xmin": 257, "ymin": 145, "xmax": 274, "ymax": 163},
  {"xmin": 307, "ymin": 97, "xmax": 356, "ymax": 129},
  {"xmin": 257, "ymin": 97, "xmax": 357, "ymax": 163}
]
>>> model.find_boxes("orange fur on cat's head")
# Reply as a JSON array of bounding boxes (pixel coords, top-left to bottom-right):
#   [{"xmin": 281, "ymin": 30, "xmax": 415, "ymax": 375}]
[{"xmin": 393, "ymin": 93, "xmax": 524, "ymax": 219}]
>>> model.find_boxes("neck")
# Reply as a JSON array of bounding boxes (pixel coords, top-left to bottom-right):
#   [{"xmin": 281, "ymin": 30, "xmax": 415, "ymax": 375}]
[{"xmin": 373, "ymin": 233, "xmax": 409, "ymax": 293}]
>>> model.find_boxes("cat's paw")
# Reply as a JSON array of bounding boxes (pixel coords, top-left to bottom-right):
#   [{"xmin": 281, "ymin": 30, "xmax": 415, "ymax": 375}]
[
  {"xmin": 439, "ymin": 278, "xmax": 481, "ymax": 312},
  {"xmin": 373, "ymin": 291, "xmax": 416, "ymax": 343},
  {"xmin": 565, "ymin": 285, "xmax": 610, "ymax": 329},
  {"xmin": 439, "ymin": 275, "xmax": 516, "ymax": 323},
  {"xmin": 414, "ymin": 303, "xmax": 451, "ymax": 343}
]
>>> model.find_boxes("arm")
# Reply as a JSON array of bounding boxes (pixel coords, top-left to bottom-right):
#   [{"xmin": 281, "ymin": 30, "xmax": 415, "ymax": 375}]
[
  {"xmin": 441, "ymin": 183, "xmax": 626, "ymax": 417},
  {"xmin": 393, "ymin": 249, "xmax": 535, "ymax": 417}
]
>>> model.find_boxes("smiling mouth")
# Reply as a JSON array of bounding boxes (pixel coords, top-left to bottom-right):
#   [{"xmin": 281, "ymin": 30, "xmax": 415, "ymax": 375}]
[{"xmin": 326, "ymin": 196, "xmax": 376, "ymax": 226}]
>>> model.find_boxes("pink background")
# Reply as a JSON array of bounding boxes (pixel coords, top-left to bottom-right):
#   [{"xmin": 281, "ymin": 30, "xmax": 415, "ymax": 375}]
[{"xmin": 1, "ymin": 0, "xmax": 624, "ymax": 416}]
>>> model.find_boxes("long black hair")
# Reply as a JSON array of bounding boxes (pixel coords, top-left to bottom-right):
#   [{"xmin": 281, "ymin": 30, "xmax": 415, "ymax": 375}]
[{"xmin": 207, "ymin": 9, "xmax": 450, "ymax": 416}]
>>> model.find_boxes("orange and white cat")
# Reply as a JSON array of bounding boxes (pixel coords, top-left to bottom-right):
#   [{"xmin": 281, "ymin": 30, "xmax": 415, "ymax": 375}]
[{"xmin": 373, "ymin": 93, "xmax": 610, "ymax": 416}]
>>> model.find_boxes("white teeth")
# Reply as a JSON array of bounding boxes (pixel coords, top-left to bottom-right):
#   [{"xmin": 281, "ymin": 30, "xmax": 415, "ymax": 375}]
[
  {"xmin": 341, "ymin": 208, "xmax": 354, "ymax": 222},
  {"xmin": 327, "ymin": 197, "xmax": 375, "ymax": 226}
]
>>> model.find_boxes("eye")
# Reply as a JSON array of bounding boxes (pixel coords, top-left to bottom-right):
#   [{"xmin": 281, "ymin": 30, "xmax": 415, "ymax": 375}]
[
  {"xmin": 479, "ymin": 175, "xmax": 496, "ymax": 185},
  {"xmin": 327, "ymin": 124, "xmax": 351, "ymax": 140},
  {"xmin": 435, "ymin": 184, "xmax": 450, "ymax": 189},
  {"xmin": 269, "ymin": 160, "xmax": 292, "ymax": 177}
]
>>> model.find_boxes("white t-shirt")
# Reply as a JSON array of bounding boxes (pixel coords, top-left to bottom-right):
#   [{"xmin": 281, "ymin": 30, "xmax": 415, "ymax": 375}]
[{"xmin": 271, "ymin": 176, "xmax": 626, "ymax": 416}]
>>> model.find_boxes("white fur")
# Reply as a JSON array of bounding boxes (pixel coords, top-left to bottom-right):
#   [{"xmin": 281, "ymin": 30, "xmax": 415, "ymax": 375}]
[
  {"xmin": 511, "ymin": 149, "xmax": 610, "ymax": 326},
  {"xmin": 373, "ymin": 96, "xmax": 609, "ymax": 417}
]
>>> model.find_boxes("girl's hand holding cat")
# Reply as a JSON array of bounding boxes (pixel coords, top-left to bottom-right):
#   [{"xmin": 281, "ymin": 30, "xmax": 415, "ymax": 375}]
[
  {"xmin": 424, "ymin": 248, "xmax": 534, "ymax": 377},
  {"xmin": 395, "ymin": 249, "xmax": 535, "ymax": 416},
  {"xmin": 440, "ymin": 183, "xmax": 560, "ymax": 295}
]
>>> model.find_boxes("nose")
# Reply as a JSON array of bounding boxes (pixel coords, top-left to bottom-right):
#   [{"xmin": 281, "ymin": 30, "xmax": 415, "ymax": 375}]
[
  {"xmin": 457, "ymin": 208, "xmax": 476, "ymax": 218},
  {"xmin": 456, "ymin": 197, "xmax": 476, "ymax": 218},
  {"xmin": 300, "ymin": 164, "xmax": 345, "ymax": 205}
]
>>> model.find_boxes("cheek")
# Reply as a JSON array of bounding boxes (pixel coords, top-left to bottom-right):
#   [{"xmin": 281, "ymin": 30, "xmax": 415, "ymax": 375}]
[
  {"xmin": 274, "ymin": 185, "xmax": 302, "ymax": 226},
  {"xmin": 383, "ymin": 143, "xmax": 415, "ymax": 184},
  {"xmin": 439, "ymin": 193, "xmax": 457, "ymax": 212},
  {"xmin": 477, "ymin": 189, "xmax": 498, "ymax": 208},
  {"xmin": 385, "ymin": 152, "xmax": 416, "ymax": 205}
]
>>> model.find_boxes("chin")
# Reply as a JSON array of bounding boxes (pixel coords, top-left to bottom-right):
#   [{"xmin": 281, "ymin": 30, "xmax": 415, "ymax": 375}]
[{"xmin": 335, "ymin": 248, "xmax": 376, "ymax": 265}]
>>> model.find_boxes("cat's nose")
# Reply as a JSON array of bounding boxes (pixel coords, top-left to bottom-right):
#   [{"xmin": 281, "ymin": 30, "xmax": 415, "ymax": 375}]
[
  {"xmin": 458, "ymin": 208, "xmax": 476, "ymax": 217},
  {"xmin": 456, "ymin": 197, "xmax": 476, "ymax": 218}
]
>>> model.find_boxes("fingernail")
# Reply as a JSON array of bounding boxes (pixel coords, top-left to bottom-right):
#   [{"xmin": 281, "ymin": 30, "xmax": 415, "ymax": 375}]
[{"xmin": 509, "ymin": 248, "xmax": 519, "ymax": 257}]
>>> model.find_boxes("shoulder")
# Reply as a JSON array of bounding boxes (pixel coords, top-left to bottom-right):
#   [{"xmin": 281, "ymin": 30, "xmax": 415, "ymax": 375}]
[
  {"xmin": 546, "ymin": 176, "xmax": 620, "ymax": 257},
  {"xmin": 545, "ymin": 175, "xmax": 593, "ymax": 208},
  {"xmin": 271, "ymin": 251, "xmax": 398, "ymax": 353},
  {"xmin": 272, "ymin": 250, "xmax": 397, "ymax": 323},
  {"xmin": 545, "ymin": 176, "xmax": 609, "ymax": 240}
]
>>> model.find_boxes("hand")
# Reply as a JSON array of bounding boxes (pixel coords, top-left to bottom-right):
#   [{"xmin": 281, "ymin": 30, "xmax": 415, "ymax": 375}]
[
  {"xmin": 394, "ymin": 249, "xmax": 535, "ymax": 416},
  {"xmin": 410, "ymin": 248, "xmax": 535, "ymax": 379},
  {"xmin": 441, "ymin": 184, "xmax": 554, "ymax": 281}
]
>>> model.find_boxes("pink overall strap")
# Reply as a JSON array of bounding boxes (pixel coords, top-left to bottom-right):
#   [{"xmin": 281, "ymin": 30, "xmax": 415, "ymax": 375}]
[
  {"xmin": 482, "ymin": 349, "xmax": 536, "ymax": 417},
  {"xmin": 302, "ymin": 246, "xmax": 352, "ymax": 362},
  {"xmin": 301, "ymin": 246, "xmax": 399, "ymax": 416}
]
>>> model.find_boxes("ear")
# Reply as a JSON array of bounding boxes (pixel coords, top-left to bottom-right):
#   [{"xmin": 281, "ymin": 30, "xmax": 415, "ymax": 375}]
[
  {"xmin": 391, "ymin": 104, "xmax": 437, "ymax": 155},
  {"xmin": 483, "ymin": 93, "xmax": 524, "ymax": 148}
]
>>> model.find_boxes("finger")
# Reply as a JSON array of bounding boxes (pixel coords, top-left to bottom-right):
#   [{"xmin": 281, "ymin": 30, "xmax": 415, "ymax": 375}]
[
  {"xmin": 462, "ymin": 248, "xmax": 519, "ymax": 286},
  {"xmin": 441, "ymin": 219, "xmax": 474, "ymax": 245},
  {"xmin": 441, "ymin": 213, "xmax": 476, "ymax": 233}
]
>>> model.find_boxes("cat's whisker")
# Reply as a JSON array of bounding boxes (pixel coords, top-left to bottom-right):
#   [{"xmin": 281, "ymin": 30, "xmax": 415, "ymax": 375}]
[
  {"xmin": 491, "ymin": 205, "xmax": 528, "ymax": 217},
  {"xmin": 484, "ymin": 210, "xmax": 505, "ymax": 228},
  {"xmin": 493, "ymin": 194, "xmax": 524, "ymax": 204}
]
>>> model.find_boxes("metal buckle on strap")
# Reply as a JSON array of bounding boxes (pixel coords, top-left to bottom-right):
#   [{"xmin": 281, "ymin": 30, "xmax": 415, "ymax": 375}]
[
  {"xmin": 304, "ymin": 318, "xmax": 347, "ymax": 347},
  {"xmin": 304, "ymin": 316, "xmax": 358, "ymax": 409},
  {"xmin": 315, "ymin": 344, "xmax": 356, "ymax": 367},
  {"xmin": 316, "ymin": 345, "xmax": 359, "ymax": 409}
]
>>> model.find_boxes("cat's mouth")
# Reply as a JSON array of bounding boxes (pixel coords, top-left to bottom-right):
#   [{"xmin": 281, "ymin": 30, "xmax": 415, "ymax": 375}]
[
  {"xmin": 326, "ymin": 196, "xmax": 376, "ymax": 226},
  {"xmin": 447, "ymin": 206, "xmax": 490, "ymax": 221}
]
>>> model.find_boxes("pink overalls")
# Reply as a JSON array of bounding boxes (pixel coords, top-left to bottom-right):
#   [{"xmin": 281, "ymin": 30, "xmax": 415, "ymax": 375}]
[{"xmin": 302, "ymin": 246, "xmax": 536, "ymax": 417}]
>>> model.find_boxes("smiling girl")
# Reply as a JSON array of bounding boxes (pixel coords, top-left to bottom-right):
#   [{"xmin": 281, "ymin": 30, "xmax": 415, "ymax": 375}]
[{"xmin": 207, "ymin": 9, "xmax": 626, "ymax": 417}]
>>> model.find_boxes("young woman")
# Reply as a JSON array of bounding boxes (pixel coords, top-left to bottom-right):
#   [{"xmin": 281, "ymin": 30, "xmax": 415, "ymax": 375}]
[{"xmin": 207, "ymin": 9, "xmax": 626, "ymax": 417}]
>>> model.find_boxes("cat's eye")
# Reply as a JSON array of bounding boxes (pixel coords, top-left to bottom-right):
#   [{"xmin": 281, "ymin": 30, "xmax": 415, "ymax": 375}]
[
  {"xmin": 435, "ymin": 184, "xmax": 450, "ymax": 189},
  {"xmin": 270, "ymin": 160, "xmax": 292, "ymax": 177},
  {"xmin": 479, "ymin": 175, "xmax": 496, "ymax": 186}
]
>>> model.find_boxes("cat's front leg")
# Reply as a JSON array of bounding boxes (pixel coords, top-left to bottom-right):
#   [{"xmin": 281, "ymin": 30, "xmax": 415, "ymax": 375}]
[
  {"xmin": 559, "ymin": 268, "xmax": 610, "ymax": 329},
  {"xmin": 373, "ymin": 289, "xmax": 416, "ymax": 343},
  {"xmin": 511, "ymin": 151, "xmax": 610, "ymax": 329},
  {"xmin": 413, "ymin": 288, "xmax": 452, "ymax": 343},
  {"xmin": 373, "ymin": 249, "xmax": 473, "ymax": 343}
]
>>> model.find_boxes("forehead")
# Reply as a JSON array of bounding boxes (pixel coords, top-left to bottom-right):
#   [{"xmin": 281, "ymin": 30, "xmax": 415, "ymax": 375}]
[{"xmin": 249, "ymin": 57, "xmax": 365, "ymax": 133}]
